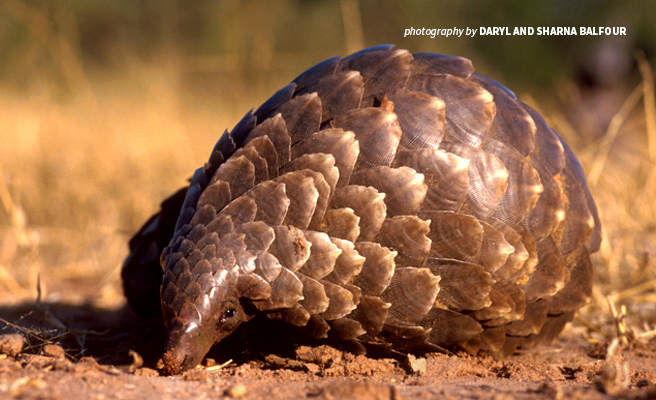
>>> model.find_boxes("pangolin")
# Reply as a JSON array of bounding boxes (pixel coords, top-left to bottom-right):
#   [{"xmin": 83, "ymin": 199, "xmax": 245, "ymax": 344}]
[{"xmin": 122, "ymin": 45, "xmax": 601, "ymax": 375}]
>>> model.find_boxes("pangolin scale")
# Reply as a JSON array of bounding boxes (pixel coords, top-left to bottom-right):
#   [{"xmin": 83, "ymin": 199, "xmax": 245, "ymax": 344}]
[{"xmin": 121, "ymin": 45, "xmax": 601, "ymax": 375}]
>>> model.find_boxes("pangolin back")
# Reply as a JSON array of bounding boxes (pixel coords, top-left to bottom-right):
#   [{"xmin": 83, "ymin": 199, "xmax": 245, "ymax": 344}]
[{"xmin": 122, "ymin": 45, "xmax": 601, "ymax": 374}]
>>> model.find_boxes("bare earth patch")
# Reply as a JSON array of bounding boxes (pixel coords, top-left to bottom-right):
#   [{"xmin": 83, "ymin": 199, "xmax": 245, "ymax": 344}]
[{"xmin": 1, "ymin": 303, "xmax": 655, "ymax": 400}]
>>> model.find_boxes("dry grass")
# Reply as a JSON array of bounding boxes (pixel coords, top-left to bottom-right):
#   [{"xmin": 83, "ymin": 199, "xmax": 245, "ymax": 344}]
[{"xmin": 0, "ymin": 62, "xmax": 263, "ymax": 307}]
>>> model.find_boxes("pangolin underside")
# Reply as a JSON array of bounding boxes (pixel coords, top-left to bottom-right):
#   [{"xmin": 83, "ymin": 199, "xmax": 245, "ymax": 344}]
[{"xmin": 122, "ymin": 45, "xmax": 601, "ymax": 375}]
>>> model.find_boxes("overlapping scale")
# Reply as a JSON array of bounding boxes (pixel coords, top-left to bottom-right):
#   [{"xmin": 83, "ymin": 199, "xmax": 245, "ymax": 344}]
[
  {"xmin": 320, "ymin": 280, "xmax": 357, "ymax": 320},
  {"xmin": 471, "ymin": 73, "xmax": 536, "ymax": 156},
  {"xmin": 441, "ymin": 142, "xmax": 509, "ymax": 220},
  {"xmin": 337, "ymin": 47, "xmax": 412, "ymax": 101},
  {"xmin": 276, "ymin": 93, "xmax": 322, "ymax": 144},
  {"xmin": 426, "ymin": 258, "xmax": 495, "ymax": 312},
  {"xmin": 352, "ymin": 242, "xmax": 397, "ymax": 296},
  {"xmin": 475, "ymin": 221, "xmax": 515, "ymax": 274},
  {"xmin": 216, "ymin": 196, "xmax": 256, "ymax": 226},
  {"xmin": 324, "ymin": 237, "xmax": 365, "ymax": 285},
  {"xmin": 482, "ymin": 137, "xmax": 543, "ymax": 226},
  {"xmin": 268, "ymin": 225, "xmax": 311, "ymax": 272},
  {"xmin": 291, "ymin": 128, "xmax": 359, "ymax": 188},
  {"xmin": 406, "ymin": 73, "xmax": 496, "ymax": 148},
  {"xmin": 254, "ymin": 83, "xmax": 295, "ymax": 123},
  {"xmin": 253, "ymin": 267, "xmax": 303, "ymax": 312},
  {"xmin": 298, "ymin": 231, "xmax": 342, "ymax": 280},
  {"xmin": 332, "ymin": 108, "xmax": 402, "ymax": 170},
  {"xmin": 297, "ymin": 70, "xmax": 364, "ymax": 122},
  {"xmin": 232, "ymin": 146, "xmax": 268, "ymax": 184},
  {"xmin": 393, "ymin": 148, "xmax": 470, "ymax": 212},
  {"xmin": 385, "ymin": 89, "xmax": 446, "ymax": 151},
  {"xmin": 244, "ymin": 113, "xmax": 291, "ymax": 166},
  {"xmin": 421, "ymin": 307, "xmax": 483, "ymax": 347},
  {"xmin": 350, "ymin": 166, "xmax": 427, "ymax": 217},
  {"xmin": 327, "ymin": 318, "xmax": 366, "ymax": 342},
  {"xmin": 297, "ymin": 274, "xmax": 329, "ymax": 315},
  {"xmin": 319, "ymin": 208, "xmax": 360, "ymax": 242},
  {"xmin": 380, "ymin": 267, "xmax": 440, "ymax": 324},
  {"xmin": 292, "ymin": 56, "xmax": 340, "ymax": 90},
  {"xmin": 274, "ymin": 172, "xmax": 319, "ymax": 230},
  {"xmin": 197, "ymin": 178, "xmax": 231, "ymax": 212},
  {"xmin": 420, "ymin": 211, "xmax": 483, "ymax": 261},
  {"xmin": 410, "ymin": 52, "xmax": 475, "ymax": 79},
  {"xmin": 244, "ymin": 135, "xmax": 278, "ymax": 179},
  {"xmin": 330, "ymin": 185, "xmax": 386, "ymax": 241},
  {"xmin": 210, "ymin": 155, "xmax": 255, "ymax": 199},
  {"xmin": 522, "ymin": 161, "xmax": 566, "ymax": 242},
  {"xmin": 375, "ymin": 216, "xmax": 431, "ymax": 267},
  {"xmin": 547, "ymin": 246, "xmax": 593, "ymax": 314},
  {"xmin": 244, "ymin": 181, "xmax": 289, "ymax": 226},
  {"xmin": 552, "ymin": 168, "xmax": 596, "ymax": 256}
]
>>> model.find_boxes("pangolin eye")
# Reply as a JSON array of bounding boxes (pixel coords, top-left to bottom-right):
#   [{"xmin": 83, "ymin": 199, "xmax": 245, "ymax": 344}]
[{"xmin": 220, "ymin": 308, "xmax": 237, "ymax": 323}]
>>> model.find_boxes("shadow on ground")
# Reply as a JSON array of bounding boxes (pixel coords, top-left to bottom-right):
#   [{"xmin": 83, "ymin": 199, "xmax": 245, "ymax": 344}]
[{"xmin": 0, "ymin": 301, "xmax": 330, "ymax": 367}]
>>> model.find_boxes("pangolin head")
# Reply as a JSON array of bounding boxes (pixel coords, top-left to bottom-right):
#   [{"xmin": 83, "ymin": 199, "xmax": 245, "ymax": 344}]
[
  {"xmin": 158, "ymin": 231, "xmax": 272, "ymax": 375},
  {"xmin": 160, "ymin": 296, "xmax": 246, "ymax": 375}
]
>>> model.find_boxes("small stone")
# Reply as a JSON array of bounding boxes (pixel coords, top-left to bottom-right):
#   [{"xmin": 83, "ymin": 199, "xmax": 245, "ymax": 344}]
[
  {"xmin": 225, "ymin": 383, "xmax": 247, "ymax": 398},
  {"xmin": 304, "ymin": 363, "xmax": 320, "ymax": 374},
  {"xmin": 0, "ymin": 333, "xmax": 25, "ymax": 357},
  {"xmin": 406, "ymin": 354, "xmax": 427, "ymax": 375},
  {"xmin": 42, "ymin": 344, "xmax": 66, "ymax": 358}
]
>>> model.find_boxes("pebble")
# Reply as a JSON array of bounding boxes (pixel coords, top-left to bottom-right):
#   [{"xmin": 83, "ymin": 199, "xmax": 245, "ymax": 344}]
[
  {"xmin": 407, "ymin": 354, "xmax": 427, "ymax": 375},
  {"xmin": 225, "ymin": 383, "xmax": 247, "ymax": 398},
  {"xmin": 0, "ymin": 333, "xmax": 25, "ymax": 357},
  {"xmin": 42, "ymin": 344, "xmax": 66, "ymax": 359}
]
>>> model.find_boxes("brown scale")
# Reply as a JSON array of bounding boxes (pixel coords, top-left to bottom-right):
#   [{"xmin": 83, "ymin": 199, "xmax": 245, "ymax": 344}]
[{"xmin": 121, "ymin": 46, "xmax": 601, "ymax": 375}]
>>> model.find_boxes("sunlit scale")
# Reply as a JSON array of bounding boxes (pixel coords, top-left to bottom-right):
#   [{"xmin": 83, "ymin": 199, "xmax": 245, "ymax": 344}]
[
  {"xmin": 184, "ymin": 322, "xmax": 198, "ymax": 334},
  {"xmin": 122, "ymin": 45, "xmax": 602, "ymax": 375}
]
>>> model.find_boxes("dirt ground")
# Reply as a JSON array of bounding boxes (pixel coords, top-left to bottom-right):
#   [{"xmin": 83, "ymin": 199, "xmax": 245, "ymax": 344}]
[{"xmin": 1, "ymin": 301, "xmax": 655, "ymax": 400}]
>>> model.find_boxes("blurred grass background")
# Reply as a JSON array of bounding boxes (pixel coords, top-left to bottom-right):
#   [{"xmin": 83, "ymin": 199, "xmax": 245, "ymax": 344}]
[{"xmin": 0, "ymin": 0, "xmax": 655, "ymax": 342}]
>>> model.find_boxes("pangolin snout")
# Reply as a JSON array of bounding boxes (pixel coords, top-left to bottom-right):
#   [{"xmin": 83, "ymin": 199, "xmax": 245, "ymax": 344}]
[{"xmin": 160, "ymin": 326, "xmax": 213, "ymax": 375}]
